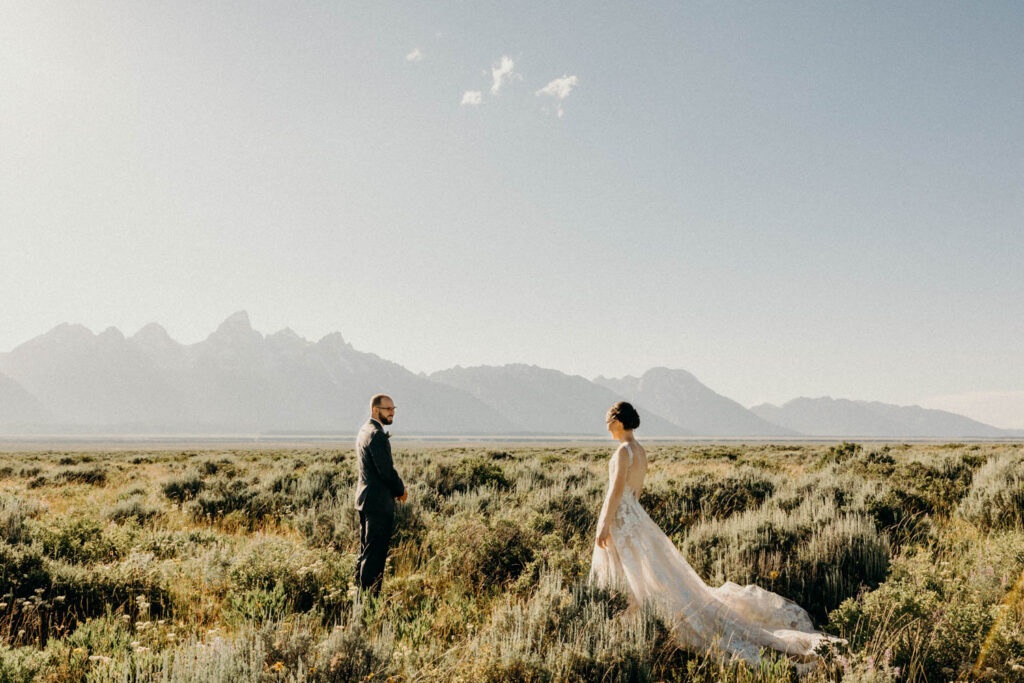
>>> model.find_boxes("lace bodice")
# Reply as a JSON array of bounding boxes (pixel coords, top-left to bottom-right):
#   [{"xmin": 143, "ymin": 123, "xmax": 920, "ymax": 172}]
[{"xmin": 610, "ymin": 443, "xmax": 645, "ymax": 535}]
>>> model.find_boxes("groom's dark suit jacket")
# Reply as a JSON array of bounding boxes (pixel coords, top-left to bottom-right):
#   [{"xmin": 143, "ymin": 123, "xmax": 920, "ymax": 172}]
[{"xmin": 354, "ymin": 419, "xmax": 405, "ymax": 514}]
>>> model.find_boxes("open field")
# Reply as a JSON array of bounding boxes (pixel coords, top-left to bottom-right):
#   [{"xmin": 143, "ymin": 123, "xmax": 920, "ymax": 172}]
[{"xmin": 1, "ymin": 442, "xmax": 1023, "ymax": 682}]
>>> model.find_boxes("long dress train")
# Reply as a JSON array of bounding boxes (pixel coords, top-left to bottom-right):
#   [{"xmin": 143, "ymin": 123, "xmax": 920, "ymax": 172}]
[{"xmin": 589, "ymin": 443, "xmax": 843, "ymax": 666}]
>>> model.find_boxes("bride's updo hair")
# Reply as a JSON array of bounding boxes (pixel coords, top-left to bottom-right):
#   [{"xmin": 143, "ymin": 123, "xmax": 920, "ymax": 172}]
[{"xmin": 606, "ymin": 401, "xmax": 640, "ymax": 430}]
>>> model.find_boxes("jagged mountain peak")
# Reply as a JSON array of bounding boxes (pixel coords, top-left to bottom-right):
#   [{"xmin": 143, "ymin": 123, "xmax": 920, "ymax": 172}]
[
  {"xmin": 266, "ymin": 327, "xmax": 311, "ymax": 354},
  {"xmin": 218, "ymin": 310, "xmax": 254, "ymax": 330},
  {"xmin": 316, "ymin": 332, "xmax": 349, "ymax": 350},
  {"xmin": 132, "ymin": 321, "xmax": 169, "ymax": 339},
  {"xmin": 643, "ymin": 366, "xmax": 698, "ymax": 381},
  {"xmin": 131, "ymin": 323, "xmax": 174, "ymax": 345},
  {"xmin": 43, "ymin": 322, "xmax": 94, "ymax": 341},
  {"xmin": 430, "ymin": 364, "xmax": 689, "ymax": 435},
  {"xmin": 595, "ymin": 368, "xmax": 795, "ymax": 436},
  {"xmin": 205, "ymin": 311, "xmax": 262, "ymax": 345},
  {"xmin": 268, "ymin": 327, "xmax": 304, "ymax": 342},
  {"xmin": 98, "ymin": 326, "xmax": 125, "ymax": 342}
]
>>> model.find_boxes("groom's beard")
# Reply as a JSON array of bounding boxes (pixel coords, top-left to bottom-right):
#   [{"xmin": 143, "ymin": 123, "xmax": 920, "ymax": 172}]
[{"xmin": 378, "ymin": 414, "xmax": 393, "ymax": 425}]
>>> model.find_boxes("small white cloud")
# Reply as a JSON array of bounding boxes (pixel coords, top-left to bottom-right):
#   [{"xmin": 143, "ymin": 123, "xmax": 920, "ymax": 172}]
[
  {"xmin": 535, "ymin": 75, "xmax": 579, "ymax": 117},
  {"xmin": 406, "ymin": 48, "xmax": 423, "ymax": 62},
  {"xmin": 490, "ymin": 55, "xmax": 518, "ymax": 94},
  {"xmin": 461, "ymin": 90, "xmax": 483, "ymax": 106},
  {"xmin": 536, "ymin": 74, "xmax": 578, "ymax": 100}
]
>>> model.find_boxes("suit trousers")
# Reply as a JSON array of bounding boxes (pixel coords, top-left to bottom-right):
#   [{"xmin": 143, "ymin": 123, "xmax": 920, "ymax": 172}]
[{"xmin": 355, "ymin": 509, "xmax": 394, "ymax": 595}]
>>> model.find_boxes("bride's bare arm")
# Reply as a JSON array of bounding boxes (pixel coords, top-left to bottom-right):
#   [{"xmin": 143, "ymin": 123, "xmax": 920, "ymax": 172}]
[{"xmin": 595, "ymin": 446, "xmax": 629, "ymax": 548}]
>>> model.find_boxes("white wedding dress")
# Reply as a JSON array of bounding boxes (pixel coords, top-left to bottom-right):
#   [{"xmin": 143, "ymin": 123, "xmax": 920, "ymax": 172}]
[{"xmin": 589, "ymin": 442, "xmax": 842, "ymax": 666}]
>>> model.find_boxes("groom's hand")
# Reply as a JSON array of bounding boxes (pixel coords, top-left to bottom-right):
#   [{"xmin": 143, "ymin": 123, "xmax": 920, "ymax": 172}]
[{"xmin": 396, "ymin": 491, "xmax": 408, "ymax": 503}]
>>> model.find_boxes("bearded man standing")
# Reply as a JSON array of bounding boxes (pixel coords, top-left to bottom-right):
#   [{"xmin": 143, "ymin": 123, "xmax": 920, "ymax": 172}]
[{"xmin": 353, "ymin": 393, "xmax": 407, "ymax": 595}]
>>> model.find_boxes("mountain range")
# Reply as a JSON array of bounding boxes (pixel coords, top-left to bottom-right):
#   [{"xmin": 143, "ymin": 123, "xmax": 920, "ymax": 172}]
[{"xmin": 0, "ymin": 312, "xmax": 1018, "ymax": 438}]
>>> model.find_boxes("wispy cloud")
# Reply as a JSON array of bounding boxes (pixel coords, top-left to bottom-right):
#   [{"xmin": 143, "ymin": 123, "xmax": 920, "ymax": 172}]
[
  {"xmin": 461, "ymin": 90, "xmax": 483, "ymax": 106},
  {"xmin": 406, "ymin": 48, "xmax": 423, "ymax": 62},
  {"xmin": 535, "ymin": 75, "xmax": 579, "ymax": 118},
  {"xmin": 490, "ymin": 56, "xmax": 518, "ymax": 94}
]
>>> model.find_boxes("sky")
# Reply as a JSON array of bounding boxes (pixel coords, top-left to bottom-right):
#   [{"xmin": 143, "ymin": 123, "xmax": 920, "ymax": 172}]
[{"xmin": 1, "ymin": 2, "xmax": 1022, "ymax": 427}]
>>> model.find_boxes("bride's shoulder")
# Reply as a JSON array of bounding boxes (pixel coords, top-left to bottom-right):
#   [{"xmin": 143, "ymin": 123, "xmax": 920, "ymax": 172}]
[{"xmin": 611, "ymin": 442, "xmax": 632, "ymax": 462}]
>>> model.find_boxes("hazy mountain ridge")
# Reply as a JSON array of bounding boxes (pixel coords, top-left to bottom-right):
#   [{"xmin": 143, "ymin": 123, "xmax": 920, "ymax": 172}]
[
  {"xmin": 430, "ymin": 364, "xmax": 689, "ymax": 435},
  {"xmin": 0, "ymin": 372, "xmax": 51, "ymax": 428},
  {"xmin": 595, "ymin": 368, "xmax": 797, "ymax": 437},
  {"xmin": 0, "ymin": 312, "xmax": 515, "ymax": 434},
  {"xmin": 0, "ymin": 314, "xmax": 1016, "ymax": 437},
  {"xmin": 750, "ymin": 397, "xmax": 1014, "ymax": 438}
]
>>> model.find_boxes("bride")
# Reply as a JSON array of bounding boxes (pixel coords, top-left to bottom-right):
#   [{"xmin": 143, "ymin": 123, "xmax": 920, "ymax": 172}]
[{"xmin": 590, "ymin": 402, "xmax": 843, "ymax": 667}]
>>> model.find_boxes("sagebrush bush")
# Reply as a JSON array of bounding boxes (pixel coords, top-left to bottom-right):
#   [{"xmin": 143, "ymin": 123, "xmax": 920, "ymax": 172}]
[
  {"xmin": 641, "ymin": 469, "xmax": 777, "ymax": 539},
  {"xmin": 105, "ymin": 497, "xmax": 163, "ymax": 525},
  {"xmin": 32, "ymin": 516, "xmax": 123, "ymax": 564},
  {"xmin": 431, "ymin": 514, "xmax": 538, "ymax": 590},
  {"xmin": 291, "ymin": 497, "xmax": 360, "ymax": 551},
  {"xmin": 829, "ymin": 526, "xmax": 1024, "ymax": 682},
  {"xmin": 683, "ymin": 498, "xmax": 889, "ymax": 621},
  {"xmin": 228, "ymin": 537, "xmax": 351, "ymax": 614},
  {"xmin": 542, "ymin": 487, "xmax": 599, "ymax": 541},
  {"xmin": 54, "ymin": 466, "xmax": 107, "ymax": 486},
  {"xmin": 427, "ymin": 456, "xmax": 513, "ymax": 497},
  {"xmin": 161, "ymin": 470, "xmax": 204, "ymax": 502},
  {"xmin": 312, "ymin": 604, "xmax": 395, "ymax": 682},
  {"xmin": 0, "ymin": 645, "xmax": 47, "ymax": 683},
  {"xmin": 0, "ymin": 496, "xmax": 44, "ymax": 545},
  {"xmin": 464, "ymin": 571, "xmax": 667, "ymax": 682},
  {"xmin": 957, "ymin": 452, "xmax": 1024, "ymax": 530},
  {"xmin": 890, "ymin": 456, "xmax": 976, "ymax": 518}
]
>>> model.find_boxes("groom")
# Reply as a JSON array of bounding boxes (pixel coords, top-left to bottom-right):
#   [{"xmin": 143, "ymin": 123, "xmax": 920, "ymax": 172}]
[{"xmin": 354, "ymin": 394, "xmax": 407, "ymax": 596}]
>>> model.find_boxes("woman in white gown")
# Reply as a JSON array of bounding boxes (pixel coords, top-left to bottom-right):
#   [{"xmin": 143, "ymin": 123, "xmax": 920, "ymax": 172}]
[{"xmin": 589, "ymin": 402, "xmax": 843, "ymax": 667}]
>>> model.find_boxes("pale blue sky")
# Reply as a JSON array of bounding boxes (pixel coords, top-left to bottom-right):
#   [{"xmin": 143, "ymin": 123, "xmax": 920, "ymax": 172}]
[{"xmin": 1, "ymin": 2, "xmax": 1022, "ymax": 423}]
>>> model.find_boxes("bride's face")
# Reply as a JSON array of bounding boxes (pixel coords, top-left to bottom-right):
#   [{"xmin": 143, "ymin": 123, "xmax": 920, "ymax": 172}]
[{"xmin": 606, "ymin": 418, "xmax": 623, "ymax": 439}]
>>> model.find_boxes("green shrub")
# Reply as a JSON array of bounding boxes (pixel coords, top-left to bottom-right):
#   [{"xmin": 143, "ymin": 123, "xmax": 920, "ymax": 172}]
[
  {"xmin": 957, "ymin": 452, "xmax": 1024, "ymax": 530},
  {"xmin": 133, "ymin": 632, "xmax": 268, "ymax": 682},
  {"xmin": 291, "ymin": 499, "xmax": 360, "ymax": 551},
  {"xmin": 268, "ymin": 465, "xmax": 353, "ymax": 508},
  {"xmin": 827, "ymin": 549, "xmax": 993, "ymax": 682},
  {"xmin": 467, "ymin": 519, "xmax": 537, "ymax": 589},
  {"xmin": 228, "ymin": 538, "xmax": 352, "ymax": 614},
  {"xmin": 428, "ymin": 457, "xmax": 513, "ymax": 497},
  {"xmin": 465, "ymin": 571, "xmax": 669, "ymax": 682},
  {"xmin": 641, "ymin": 470, "xmax": 776, "ymax": 538},
  {"xmin": 32, "ymin": 517, "xmax": 122, "ymax": 564},
  {"xmin": 0, "ymin": 496, "xmax": 44, "ymax": 545},
  {"xmin": 891, "ymin": 456, "xmax": 975, "ymax": 518},
  {"xmin": 544, "ymin": 489, "xmax": 598, "ymax": 542},
  {"xmin": 186, "ymin": 477, "xmax": 268, "ymax": 525},
  {"xmin": 224, "ymin": 583, "xmax": 290, "ymax": 625},
  {"xmin": 310, "ymin": 605, "xmax": 395, "ymax": 682},
  {"xmin": 819, "ymin": 441, "xmax": 862, "ymax": 466},
  {"xmin": 105, "ymin": 498, "xmax": 163, "ymax": 525},
  {"xmin": 161, "ymin": 470, "xmax": 205, "ymax": 503},
  {"xmin": 683, "ymin": 500, "xmax": 889, "ymax": 621},
  {"xmin": 47, "ymin": 552, "xmax": 171, "ymax": 625},
  {"xmin": 0, "ymin": 645, "xmax": 47, "ymax": 683},
  {"xmin": 54, "ymin": 466, "xmax": 107, "ymax": 486},
  {"xmin": 430, "ymin": 515, "xmax": 537, "ymax": 589}
]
